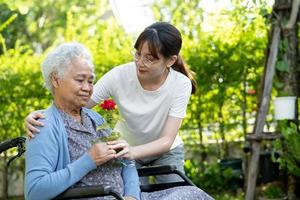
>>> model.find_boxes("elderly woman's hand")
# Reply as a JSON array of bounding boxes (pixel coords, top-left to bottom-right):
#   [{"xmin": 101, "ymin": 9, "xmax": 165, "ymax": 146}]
[
  {"xmin": 88, "ymin": 142, "xmax": 116, "ymax": 166},
  {"xmin": 107, "ymin": 139, "xmax": 135, "ymax": 160},
  {"xmin": 24, "ymin": 111, "xmax": 45, "ymax": 139}
]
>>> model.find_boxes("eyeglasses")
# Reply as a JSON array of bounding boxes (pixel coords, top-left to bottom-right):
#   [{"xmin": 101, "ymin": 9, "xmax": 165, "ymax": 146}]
[{"xmin": 130, "ymin": 50, "xmax": 156, "ymax": 67}]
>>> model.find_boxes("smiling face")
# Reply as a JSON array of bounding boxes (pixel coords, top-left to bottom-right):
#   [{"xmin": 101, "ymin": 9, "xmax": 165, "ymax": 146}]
[{"xmin": 52, "ymin": 57, "xmax": 95, "ymax": 110}]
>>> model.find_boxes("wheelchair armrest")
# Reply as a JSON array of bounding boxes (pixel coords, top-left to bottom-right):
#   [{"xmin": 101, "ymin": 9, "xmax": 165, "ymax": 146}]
[
  {"xmin": 137, "ymin": 165, "xmax": 196, "ymax": 188},
  {"xmin": 54, "ymin": 185, "xmax": 124, "ymax": 200},
  {"xmin": 137, "ymin": 165, "xmax": 177, "ymax": 176}
]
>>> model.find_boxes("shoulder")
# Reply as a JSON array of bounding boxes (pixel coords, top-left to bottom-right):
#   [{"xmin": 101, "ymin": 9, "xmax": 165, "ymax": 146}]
[
  {"xmin": 110, "ymin": 62, "xmax": 135, "ymax": 74},
  {"xmin": 170, "ymin": 69, "xmax": 192, "ymax": 92},
  {"xmin": 26, "ymin": 105, "xmax": 64, "ymax": 148},
  {"xmin": 104, "ymin": 62, "xmax": 136, "ymax": 85},
  {"xmin": 116, "ymin": 62, "xmax": 135, "ymax": 69},
  {"xmin": 103, "ymin": 62, "xmax": 134, "ymax": 79},
  {"xmin": 171, "ymin": 69, "xmax": 191, "ymax": 83},
  {"xmin": 39, "ymin": 105, "xmax": 64, "ymax": 130},
  {"xmin": 37, "ymin": 105, "xmax": 64, "ymax": 136}
]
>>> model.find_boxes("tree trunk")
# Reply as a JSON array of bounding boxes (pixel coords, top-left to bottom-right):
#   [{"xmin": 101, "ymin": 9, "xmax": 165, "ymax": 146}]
[
  {"xmin": 242, "ymin": 72, "xmax": 248, "ymax": 138},
  {"xmin": 197, "ymin": 111, "xmax": 207, "ymax": 171},
  {"xmin": 287, "ymin": 175, "xmax": 297, "ymax": 200},
  {"xmin": 277, "ymin": 1, "xmax": 300, "ymax": 96},
  {"xmin": 218, "ymin": 101, "xmax": 229, "ymax": 158},
  {"xmin": 276, "ymin": 0, "xmax": 300, "ymax": 198}
]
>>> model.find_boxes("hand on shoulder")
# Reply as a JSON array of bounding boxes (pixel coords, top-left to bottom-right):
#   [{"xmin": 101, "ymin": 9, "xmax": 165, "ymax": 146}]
[{"xmin": 25, "ymin": 110, "xmax": 45, "ymax": 139}]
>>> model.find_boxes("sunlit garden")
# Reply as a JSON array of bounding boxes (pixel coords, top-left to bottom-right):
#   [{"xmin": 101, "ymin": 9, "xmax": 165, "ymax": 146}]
[{"xmin": 1, "ymin": 0, "xmax": 300, "ymax": 199}]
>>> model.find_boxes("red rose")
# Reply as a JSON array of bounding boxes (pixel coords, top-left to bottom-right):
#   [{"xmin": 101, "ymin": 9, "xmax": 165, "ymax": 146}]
[{"xmin": 99, "ymin": 99, "xmax": 116, "ymax": 111}]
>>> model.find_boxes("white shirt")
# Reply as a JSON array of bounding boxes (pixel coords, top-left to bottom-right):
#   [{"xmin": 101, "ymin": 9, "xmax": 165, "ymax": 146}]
[{"xmin": 91, "ymin": 62, "xmax": 192, "ymax": 149}]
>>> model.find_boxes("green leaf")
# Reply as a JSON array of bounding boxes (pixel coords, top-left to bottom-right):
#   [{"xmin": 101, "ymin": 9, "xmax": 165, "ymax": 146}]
[
  {"xmin": 279, "ymin": 38, "xmax": 289, "ymax": 52},
  {"xmin": 276, "ymin": 60, "xmax": 289, "ymax": 72}
]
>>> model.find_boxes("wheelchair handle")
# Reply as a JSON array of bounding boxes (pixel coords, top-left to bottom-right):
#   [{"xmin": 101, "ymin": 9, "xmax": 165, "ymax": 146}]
[
  {"xmin": 54, "ymin": 185, "xmax": 124, "ymax": 200},
  {"xmin": 0, "ymin": 137, "xmax": 26, "ymax": 154}
]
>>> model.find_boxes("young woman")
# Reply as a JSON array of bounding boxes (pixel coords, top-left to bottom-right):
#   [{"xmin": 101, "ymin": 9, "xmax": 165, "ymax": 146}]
[{"xmin": 25, "ymin": 22, "xmax": 197, "ymax": 184}]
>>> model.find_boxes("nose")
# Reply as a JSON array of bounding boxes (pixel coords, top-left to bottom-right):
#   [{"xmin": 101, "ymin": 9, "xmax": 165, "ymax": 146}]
[
  {"xmin": 135, "ymin": 57, "xmax": 145, "ymax": 67},
  {"xmin": 82, "ymin": 81, "xmax": 92, "ymax": 91}
]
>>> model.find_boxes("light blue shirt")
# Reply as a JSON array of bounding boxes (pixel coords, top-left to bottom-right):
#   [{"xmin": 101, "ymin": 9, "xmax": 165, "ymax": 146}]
[{"xmin": 25, "ymin": 104, "xmax": 140, "ymax": 200}]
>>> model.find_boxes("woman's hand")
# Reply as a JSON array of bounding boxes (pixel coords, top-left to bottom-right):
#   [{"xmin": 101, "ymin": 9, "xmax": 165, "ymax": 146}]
[
  {"xmin": 88, "ymin": 142, "xmax": 116, "ymax": 166},
  {"xmin": 107, "ymin": 139, "xmax": 135, "ymax": 160},
  {"xmin": 24, "ymin": 111, "xmax": 45, "ymax": 139}
]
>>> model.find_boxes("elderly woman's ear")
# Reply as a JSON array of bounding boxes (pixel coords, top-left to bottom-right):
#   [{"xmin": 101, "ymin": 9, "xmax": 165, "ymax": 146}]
[{"xmin": 50, "ymin": 72, "xmax": 60, "ymax": 88}]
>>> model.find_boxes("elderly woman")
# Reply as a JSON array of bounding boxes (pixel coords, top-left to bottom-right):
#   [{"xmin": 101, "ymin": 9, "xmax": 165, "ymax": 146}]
[
  {"xmin": 25, "ymin": 42, "xmax": 213, "ymax": 200},
  {"xmin": 25, "ymin": 42, "xmax": 139, "ymax": 200}
]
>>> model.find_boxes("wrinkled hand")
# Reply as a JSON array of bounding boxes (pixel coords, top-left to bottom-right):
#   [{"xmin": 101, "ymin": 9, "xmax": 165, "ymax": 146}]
[
  {"xmin": 107, "ymin": 139, "xmax": 135, "ymax": 160},
  {"xmin": 24, "ymin": 111, "xmax": 45, "ymax": 139},
  {"xmin": 88, "ymin": 142, "xmax": 116, "ymax": 166}
]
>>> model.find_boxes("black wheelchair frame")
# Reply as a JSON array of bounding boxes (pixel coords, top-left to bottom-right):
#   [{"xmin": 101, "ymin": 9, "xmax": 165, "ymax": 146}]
[{"xmin": 0, "ymin": 137, "xmax": 195, "ymax": 200}]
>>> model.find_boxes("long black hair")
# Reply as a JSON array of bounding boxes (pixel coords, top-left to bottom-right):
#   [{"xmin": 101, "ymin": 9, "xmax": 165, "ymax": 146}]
[{"xmin": 134, "ymin": 22, "xmax": 196, "ymax": 94}]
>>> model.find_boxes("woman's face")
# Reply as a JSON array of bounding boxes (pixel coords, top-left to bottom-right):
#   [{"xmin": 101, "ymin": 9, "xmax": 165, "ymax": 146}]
[
  {"xmin": 135, "ymin": 42, "xmax": 170, "ymax": 82},
  {"xmin": 53, "ymin": 58, "xmax": 94, "ymax": 109}
]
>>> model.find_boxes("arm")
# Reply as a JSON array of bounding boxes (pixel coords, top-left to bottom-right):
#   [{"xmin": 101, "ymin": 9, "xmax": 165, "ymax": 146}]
[
  {"xmin": 131, "ymin": 116, "xmax": 182, "ymax": 159},
  {"xmin": 25, "ymin": 122, "xmax": 97, "ymax": 200},
  {"xmin": 108, "ymin": 116, "xmax": 182, "ymax": 160},
  {"xmin": 128, "ymin": 78, "xmax": 193, "ymax": 159},
  {"xmin": 122, "ymin": 160, "xmax": 141, "ymax": 200}
]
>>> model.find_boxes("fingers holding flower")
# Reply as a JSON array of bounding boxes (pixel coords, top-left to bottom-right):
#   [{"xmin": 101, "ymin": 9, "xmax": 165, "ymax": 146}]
[
  {"xmin": 88, "ymin": 142, "xmax": 116, "ymax": 166},
  {"xmin": 107, "ymin": 139, "xmax": 135, "ymax": 160},
  {"xmin": 97, "ymin": 99, "xmax": 132, "ymax": 159}
]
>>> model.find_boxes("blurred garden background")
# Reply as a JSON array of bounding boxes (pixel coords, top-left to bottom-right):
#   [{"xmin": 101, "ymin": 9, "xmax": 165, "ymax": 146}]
[{"xmin": 1, "ymin": 0, "xmax": 300, "ymax": 199}]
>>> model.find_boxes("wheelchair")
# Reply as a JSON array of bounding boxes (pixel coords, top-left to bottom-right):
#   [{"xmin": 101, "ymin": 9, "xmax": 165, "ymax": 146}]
[{"xmin": 0, "ymin": 137, "xmax": 195, "ymax": 200}]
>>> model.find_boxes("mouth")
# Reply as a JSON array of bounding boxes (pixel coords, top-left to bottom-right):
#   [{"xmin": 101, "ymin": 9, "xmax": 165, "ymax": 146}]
[
  {"xmin": 138, "ymin": 67, "xmax": 148, "ymax": 73},
  {"xmin": 79, "ymin": 95, "xmax": 90, "ymax": 100}
]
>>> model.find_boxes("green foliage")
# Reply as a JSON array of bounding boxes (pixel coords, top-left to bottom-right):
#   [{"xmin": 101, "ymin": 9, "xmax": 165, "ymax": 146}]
[
  {"xmin": 276, "ymin": 60, "xmax": 289, "ymax": 72},
  {"xmin": 275, "ymin": 39, "xmax": 290, "ymax": 72},
  {"xmin": 185, "ymin": 159, "xmax": 242, "ymax": 193},
  {"xmin": 274, "ymin": 121, "xmax": 300, "ymax": 177},
  {"xmin": 0, "ymin": 3, "xmax": 27, "ymax": 53},
  {"xmin": 261, "ymin": 184, "xmax": 284, "ymax": 198},
  {"xmin": 214, "ymin": 192, "xmax": 244, "ymax": 200},
  {"xmin": 0, "ymin": 45, "xmax": 51, "ymax": 141}
]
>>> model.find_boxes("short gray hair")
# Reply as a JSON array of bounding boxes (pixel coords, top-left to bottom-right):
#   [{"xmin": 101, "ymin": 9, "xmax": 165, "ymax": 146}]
[{"xmin": 41, "ymin": 42, "xmax": 94, "ymax": 93}]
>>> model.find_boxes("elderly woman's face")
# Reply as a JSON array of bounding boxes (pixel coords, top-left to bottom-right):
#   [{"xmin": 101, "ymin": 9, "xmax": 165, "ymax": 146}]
[{"xmin": 53, "ymin": 58, "xmax": 94, "ymax": 109}]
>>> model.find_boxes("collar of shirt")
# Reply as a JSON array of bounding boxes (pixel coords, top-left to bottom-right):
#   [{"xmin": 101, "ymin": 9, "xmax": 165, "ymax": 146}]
[{"xmin": 58, "ymin": 108, "xmax": 95, "ymax": 135}]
